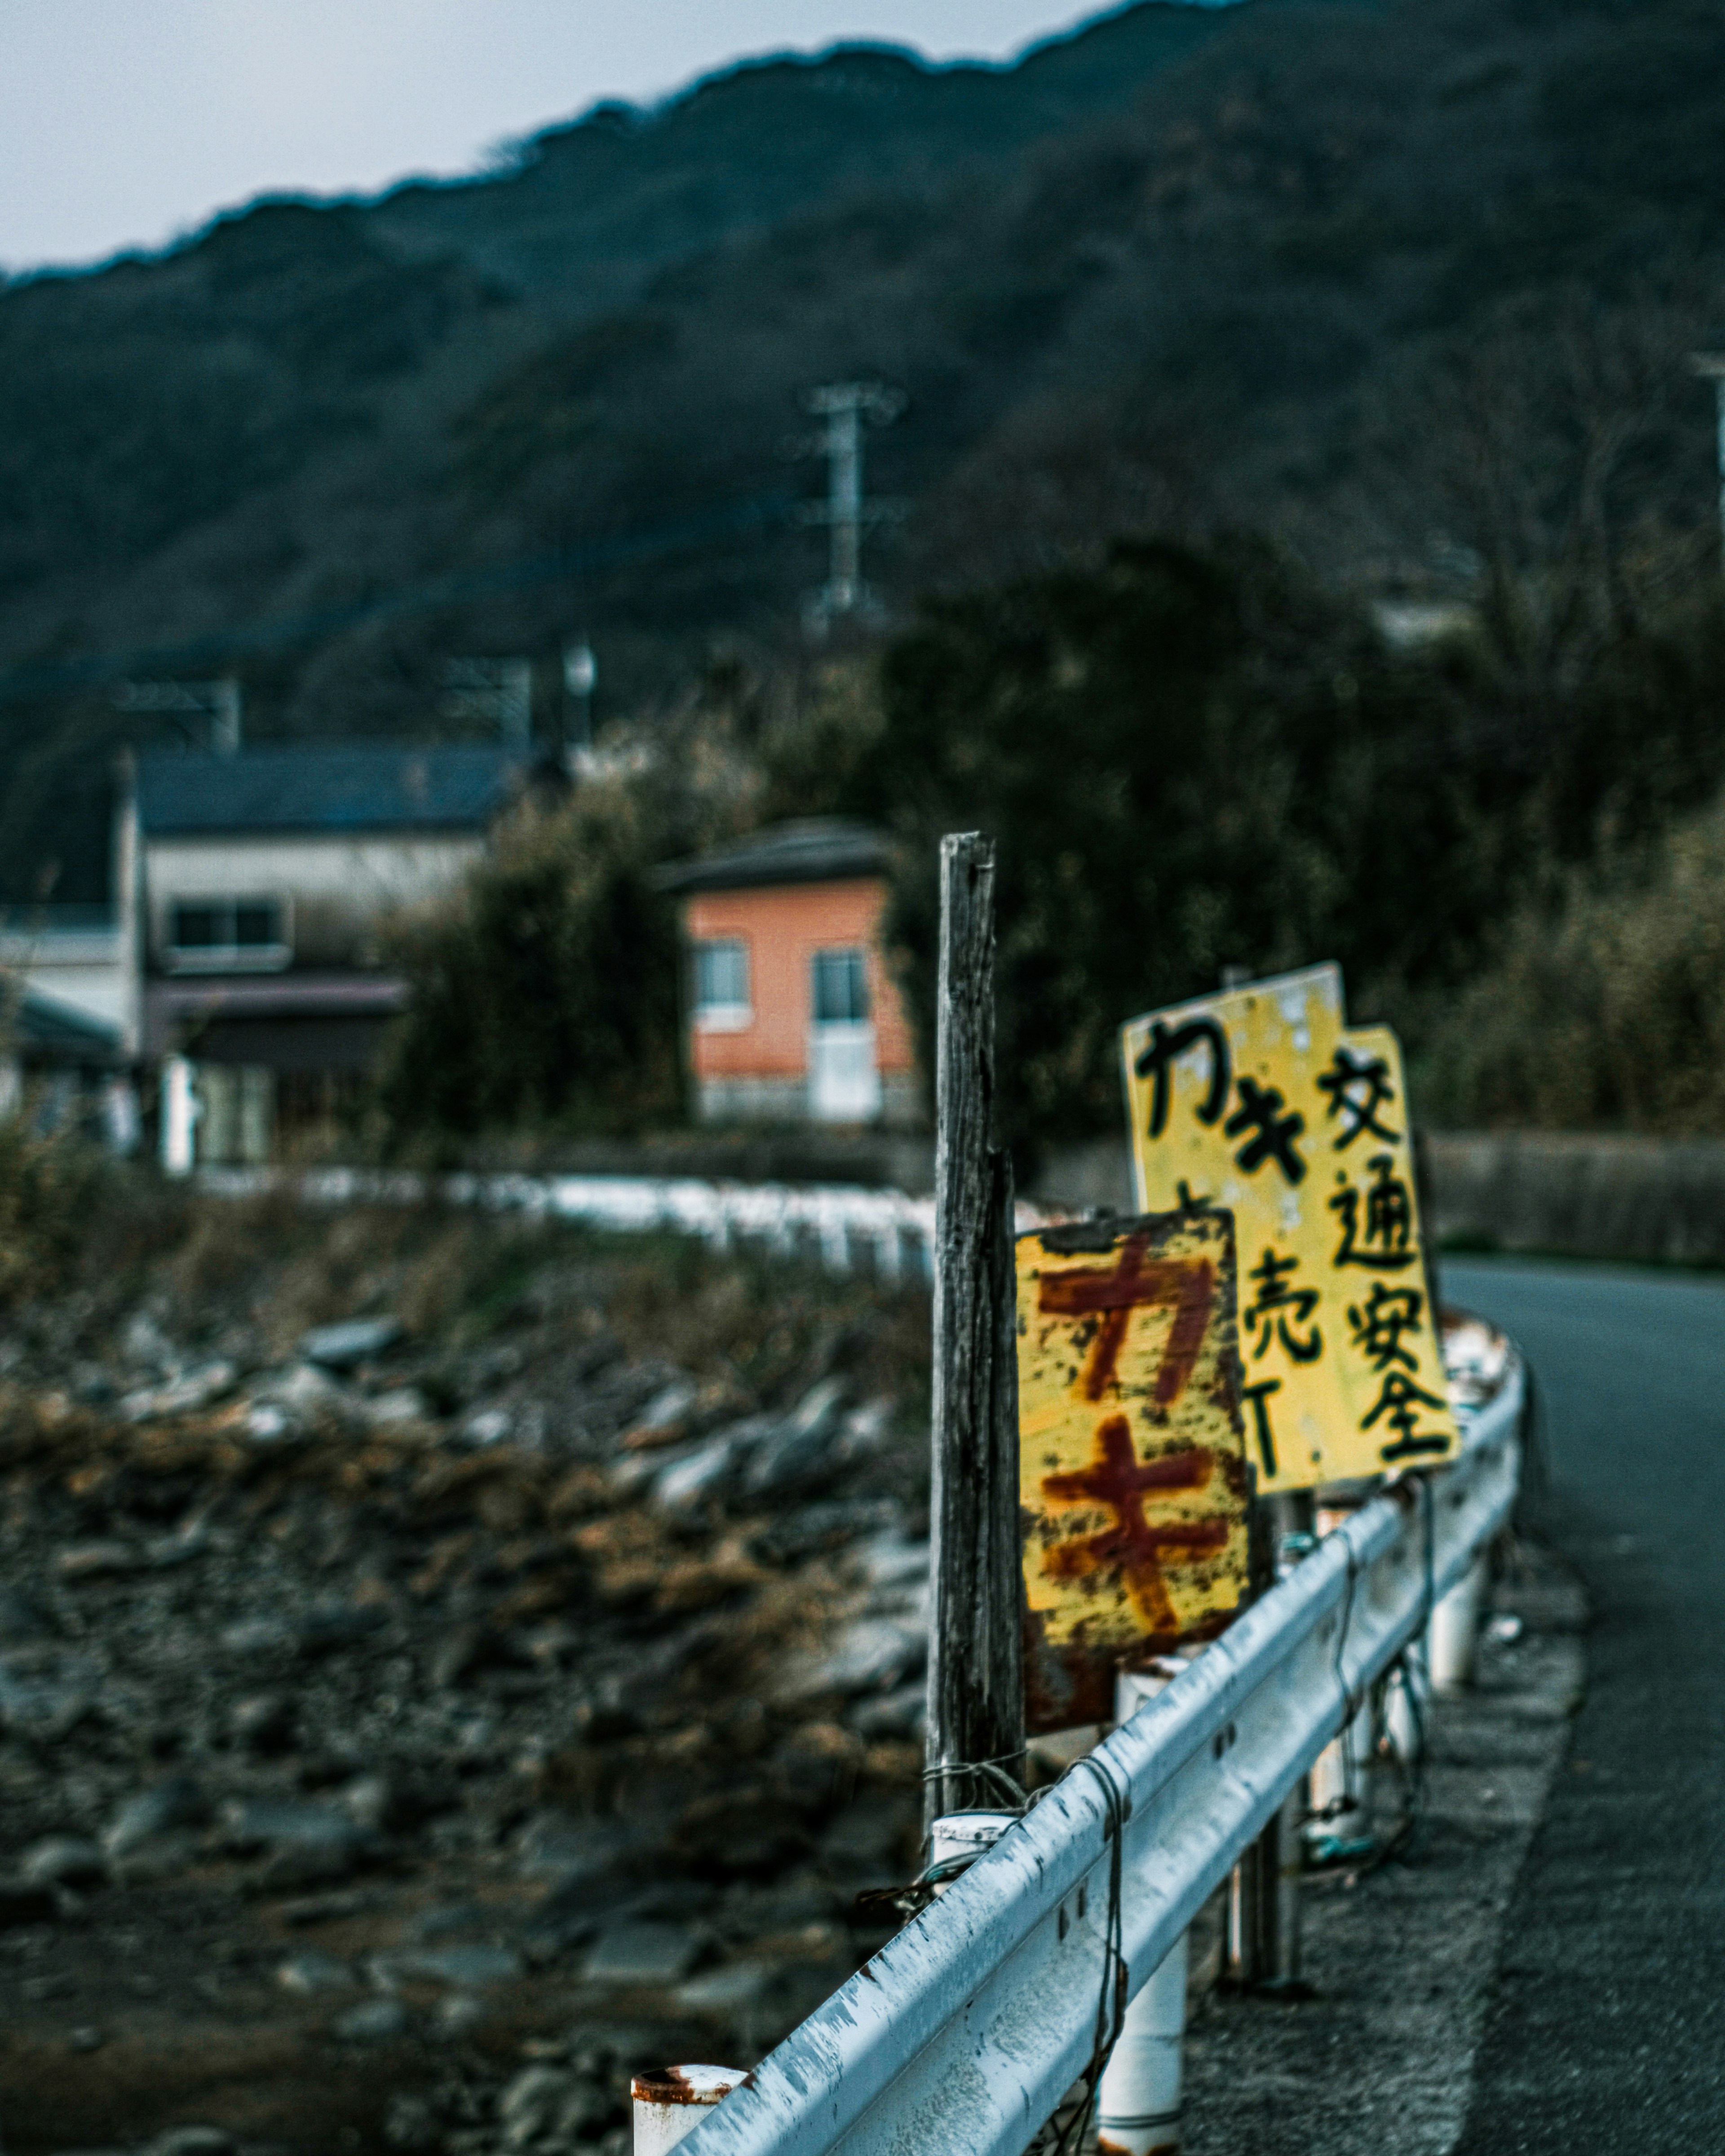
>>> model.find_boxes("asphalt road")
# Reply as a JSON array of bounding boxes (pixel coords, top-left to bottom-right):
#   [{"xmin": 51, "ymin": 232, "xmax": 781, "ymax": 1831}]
[{"xmin": 1440, "ymin": 1256, "xmax": 1725, "ymax": 2151}]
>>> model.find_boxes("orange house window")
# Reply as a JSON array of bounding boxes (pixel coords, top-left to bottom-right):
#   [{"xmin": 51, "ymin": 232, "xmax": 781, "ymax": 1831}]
[{"xmin": 692, "ymin": 937, "xmax": 751, "ymax": 1030}]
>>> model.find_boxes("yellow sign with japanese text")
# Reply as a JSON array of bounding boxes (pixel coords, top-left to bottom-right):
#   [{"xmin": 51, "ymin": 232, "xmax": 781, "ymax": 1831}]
[
  {"xmin": 1119, "ymin": 968, "xmax": 1455, "ymax": 1493},
  {"xmin": 1017, "ymin": 1209, "xmax": 1251, "ymax": 1735}
]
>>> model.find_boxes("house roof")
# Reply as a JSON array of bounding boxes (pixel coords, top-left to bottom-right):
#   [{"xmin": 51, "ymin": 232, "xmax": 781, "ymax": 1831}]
[
  {"xmin": 653, "ymin": 817, "xmax": 891, "ymax": 894},
  {"xmin": 2, "ymin": 982, "xmax": 123, "ymax": 1065},
  {"xmin": 134, "ymin": 744, "xmax": 527, "ymax": 839}
]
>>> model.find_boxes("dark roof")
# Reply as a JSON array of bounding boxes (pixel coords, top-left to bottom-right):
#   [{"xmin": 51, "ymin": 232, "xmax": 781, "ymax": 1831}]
[
  {"xmin": 654, "ymin": 818, "xmax": 890, "ymax": 894},
  {"xmin": 135, "ymin": 745, "xmax": 526, "ymax": 838},
  {"xmin": 3, "ymin": 983, "xmax": 123, "ymax": 1064}
]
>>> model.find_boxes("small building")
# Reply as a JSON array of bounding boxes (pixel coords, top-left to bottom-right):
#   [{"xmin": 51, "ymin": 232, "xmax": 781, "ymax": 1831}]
[
  {"xmin": 655, "ymin": 818, "xmax": 918, "ymax": 1126},
  {"xmin": 0, "ymin": 976, "xmax": 131, "ymax": 1143},
  {"xmin": 128, "ymin": 742, "xmax": 531, "ymax": 1159}
]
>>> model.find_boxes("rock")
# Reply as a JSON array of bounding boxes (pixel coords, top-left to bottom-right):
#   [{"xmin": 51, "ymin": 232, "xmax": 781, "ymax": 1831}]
[
  {"xmin": 108, "ymin": 1829, "xmax": 203, "ymax": 1887},
  {"xmin": 19, "ymin": 1835, "xmax": 106, "ymax": 1890},
  {"xmin": 0, "ymin": 1879, "xmax": 59, "ymax": 1926},
  {"xmin": 118, "ymin": 1360, "xmax": 236, "ymax": 1424},
  {"xmin": 818, "ymin": 1795, "xmax": 915, "ymax": 1876},
  {"xmin": 57, "ymin": 1541, "xmax": 145, "ymax": 1582},
  {"xmin": 620, "ymin": 1377, "xmax": 699, "ymax": 1450},
  {"xmin": 772, "ymin": 1619, "xmax": 927, "ymax": 1706},
  {"xmin": 364, "ymin": 1387, "xmax": 432, "ymax": 1429},
  {"xmin": 500, "ymin": 2064, "xmax": 611, "ymax": 2147},
  {"xmin": 300, "ymin": 1317, "xmax": 403, "ymax": 1372},
  {"xmin": 230, "ymin": 1692, "xmax": 295, "ymax": 1754},
  {"xmin": 223, "ymin": 1796, "xmax": 372, "ymax": 1857},
  {"xmin": 221, "ymin": 1616, "xmax": 293, "ymax": 1658},
  {"xmin": 848, "ymin": 1680, "xmax": 927, "ymax": 1741},
  {"xmin": 0, "ymin": 1588, "xmax": 52, "ymax": 1641},
  {"xmin": 147, "ymin": 2131, "xmax": 236, "ymax": 2156},
  {"xmin": 389, "ymin": 1942, "xmax": 523, "ymax": 1988},
  {"xmin": 432, "ymin": 1622, "xmax": 513, "ymax": 1689},
  {"xmin": 277, "ymin": 1949, "xmax": 357, "ymax": 1994},
  {"xmin": 250, "ymin": 1362, "xmax": 358, "ymax": 1424},
  {"xmin": 741, "ymin": 1378, "xmax": 850, "ymax": 1498},
  {"xmin": 856, "ymin": 1533, "xmax": 930, "ymax": 1588},
  {"xmin": 0, "ymin": 1665, "xmax": 93, "ymax": 1739},
  {"xmin": 460, "ymin": 1406, "xmax": 513, "ymax": 1449},
  {"xmin": 384, "ymin": 2094, "xmax": 442, "ymax": 2152},
  {"xmin": 295, "ymin": 1601, "xmax": 387, "ymax": 1657},
  {"xmin": 67, "ymin": 2023, "xmax": 106, "ymax": 2051},
  {"xmin": 516, "ymin": 1814, "xmax": 638, "ymax": 1887},
  {"xmin": 332, "ymin": 1996, "xmax": 411, "ymax": 2042},
  {"xmin": 122, "ymin": 1308, "xmax": 178, "ymax": 1373},
  {"xmin": 436, "ymin": 1990, "xmax": 487, "ymax": 2035},
  {"xmin": 582, "ymin": 1920, "xmax": 705, "ymax": 1987},
  {"xmin": 676, "ymin": 1961, "xmax": 776, "ymax": 2014},
  {"xmin": 243, "ymin": 1403, "xmax": 303, "ymax": 1446},
  {"xmin": 652, "ymin": 1434, "xmax": 748, "ymax": 1512},
  {"xmin": 103, "ymin": 1776, "xmax": 210, "ymax": 1857}
]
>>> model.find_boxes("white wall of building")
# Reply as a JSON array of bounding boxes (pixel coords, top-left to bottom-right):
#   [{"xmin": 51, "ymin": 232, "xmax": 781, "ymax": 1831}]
[{"xmin": 143, "ymin": 830, "xmax": 486, "ymax": 971}]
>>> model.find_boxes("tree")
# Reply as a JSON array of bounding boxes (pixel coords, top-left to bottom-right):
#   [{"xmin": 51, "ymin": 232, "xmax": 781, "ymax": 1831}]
[
  {"xmin": 846, "ymin": 539, "xmax": 1491, "ymax": 1154},
  {"xmin": 375, "ymin": 782, "xmax": 682, "ymax": 1141}
]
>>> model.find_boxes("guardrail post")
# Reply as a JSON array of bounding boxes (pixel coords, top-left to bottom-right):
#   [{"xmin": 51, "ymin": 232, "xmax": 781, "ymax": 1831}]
[
  {"xmin": 1107, "ymin": 1666, "xmax": 1195, "ymax": 2152},
  {"xmin": 924, "ymin": 832, "xmax": 1025, "ymax": 1827},
  {"xmin": 1227, "ymin": 1493, "xmax": 1314, "ymax": 1988},
  {"xmin": 1429, "ymin": 1548, "xmax": 1488, "ymax": 1690},
  {"xmin": 632, "ymin": 2068, "xmax": 749, "ymax": 2155}
]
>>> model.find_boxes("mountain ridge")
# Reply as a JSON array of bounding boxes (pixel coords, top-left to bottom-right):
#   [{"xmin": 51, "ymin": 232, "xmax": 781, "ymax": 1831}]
[{"xmin": 3, "ymin": 0, "xmax": 1722, "ymax": 901}]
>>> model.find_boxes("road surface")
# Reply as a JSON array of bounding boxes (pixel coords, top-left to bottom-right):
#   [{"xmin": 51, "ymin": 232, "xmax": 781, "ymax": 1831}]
[{"xmin": 1442, "ymin": 1256, "xmax": 1725, "ymax": 2151}]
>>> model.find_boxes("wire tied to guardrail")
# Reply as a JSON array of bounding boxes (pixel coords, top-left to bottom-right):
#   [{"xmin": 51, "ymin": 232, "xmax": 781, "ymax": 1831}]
[
  {"xmin": 1050, "ymin": 1750, "xmax": 1131, "ymax": 2156},
  {"xmin": 919, "ymin": 1750, "xmax": 1032, "ymax": 1812}
]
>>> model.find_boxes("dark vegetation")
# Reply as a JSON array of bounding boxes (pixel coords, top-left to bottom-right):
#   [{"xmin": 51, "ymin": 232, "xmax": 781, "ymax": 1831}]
[{"xmin": 5, "ymin": 0, "xmax": 1725, "ymax": 1134}]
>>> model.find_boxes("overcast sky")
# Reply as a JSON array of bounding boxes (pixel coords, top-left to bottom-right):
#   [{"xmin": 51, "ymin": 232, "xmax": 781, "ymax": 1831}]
[{"xmin": 0, "ymin": 0, "xmax": 1144, "ymax": 274}]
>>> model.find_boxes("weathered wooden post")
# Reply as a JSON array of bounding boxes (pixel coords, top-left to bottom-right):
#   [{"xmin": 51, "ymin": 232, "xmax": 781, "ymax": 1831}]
[{"xmin": 924, "ymin": 832, "xmax": 1025, "ymax": 1829}]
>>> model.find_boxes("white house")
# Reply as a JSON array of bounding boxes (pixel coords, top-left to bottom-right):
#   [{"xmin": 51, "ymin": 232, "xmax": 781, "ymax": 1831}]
[{"xmin": 126, "ymin": 742, "xmax": 532, "ymax": 1163}]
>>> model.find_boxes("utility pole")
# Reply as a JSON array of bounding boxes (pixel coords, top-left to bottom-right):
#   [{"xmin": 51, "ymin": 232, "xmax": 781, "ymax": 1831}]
[
  {"xmin": 443, "ymin": 658, "xmax": 533, "ymax": 750},
  {"xmin": 924, "ymin": 832, "xmax": 1025, "ymax": 1828},
  {"xmin": 1690, "ymin": 353, "xmax": 1725, "ymax": 562},
  {"xmin": 801, "ymin": 380, "xmax": 905, "ymax": 633},
  {"xmin": 115, "ymin": 677, "xmax": 242, "ymax": 755}
]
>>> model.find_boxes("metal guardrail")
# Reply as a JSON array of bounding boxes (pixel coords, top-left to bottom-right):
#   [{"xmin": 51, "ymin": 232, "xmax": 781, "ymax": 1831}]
[
  {"xmin": 195, "ymin": 1165, "xmax": 949, "ymax": 1281},
  {"xmin": 679, "ymin": 1359, "xmax": 1526, "ymax": 2156}
]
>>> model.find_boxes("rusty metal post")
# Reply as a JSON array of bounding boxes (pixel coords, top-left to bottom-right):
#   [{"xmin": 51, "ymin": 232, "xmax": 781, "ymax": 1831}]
[
  {"xmin": 1228, "ymin": 1491, "xmax": 1313, "ymax": 1987},
  {"xmin": 924, "ymin": 832, "xmax": 1025, "ymax": 1828},
  {"xmin": 631, "ymin": 2067, "xmax": 749, "ymax": 2156}
]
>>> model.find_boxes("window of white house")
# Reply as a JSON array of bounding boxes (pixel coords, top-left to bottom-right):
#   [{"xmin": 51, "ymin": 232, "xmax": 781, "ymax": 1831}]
[
  {"xmin": 164, "ymin": 895, "xmax": 291, "ymax": 972},
  {"xmin": 811, "ymin": 946, "xmax": 870, "ymax": 1025},
  {"xmin": 693, "ymin": 937, "xmax": 751, "ymax": 1029}
]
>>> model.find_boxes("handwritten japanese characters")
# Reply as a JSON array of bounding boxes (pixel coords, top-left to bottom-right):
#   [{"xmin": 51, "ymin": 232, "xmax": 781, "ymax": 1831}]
[
  {"xmin": 1120, "ymin": 972, "xmax": 1455, "ymax": 1492},
  {"xmin": 1017, "ymin": 1210, "xmax": 1251, "ymax": 1734}
]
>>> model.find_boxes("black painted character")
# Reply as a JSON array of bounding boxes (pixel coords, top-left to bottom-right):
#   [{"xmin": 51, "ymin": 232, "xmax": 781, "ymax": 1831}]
[
  {"xmin": 1134, "ymin": 1017, "xmax": 1230, "ymax": 1139},
  {"xmin": 1243, "ymin": 1248, "xmax": 1322, "ymax": 1364},
  {"xmin": 1362, "ymin": 1370, "xmax": 1450, "ymax": 1462},
  {"xmin": 1347, "ymin": 1282, "xmax": 1424, "ymax": 1372},
  {"xmin": 1330, "ymin": 1153, "xmax": 1415, "ymax": 1270},
  {"xmin": 1317, "ymin": 1044, "xmax": 1400, "ymax": 1151},
  {"xmin": 1224, "ymin": 1076, "xmax": 1306, "ymax": 1186}
]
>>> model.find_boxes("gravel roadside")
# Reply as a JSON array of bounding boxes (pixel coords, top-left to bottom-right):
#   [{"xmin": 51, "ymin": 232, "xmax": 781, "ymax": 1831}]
[{"xmin": 1181, "ymin": 1541, "xmax": 1584, "ymax": 2156}]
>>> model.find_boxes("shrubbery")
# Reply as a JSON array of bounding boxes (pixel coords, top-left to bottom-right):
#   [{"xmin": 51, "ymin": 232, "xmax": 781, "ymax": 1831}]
[
  {"xmin": 1418, "ymin": 797, "xmax": 1725, "ymax": 1132},
  {"xmin": 373, "ymin": 782, "xmax": 682, "ymax": 1142},
  {"xmin": 0, "ymin": 1120, "xmax": 108, "ymax": 1309}
]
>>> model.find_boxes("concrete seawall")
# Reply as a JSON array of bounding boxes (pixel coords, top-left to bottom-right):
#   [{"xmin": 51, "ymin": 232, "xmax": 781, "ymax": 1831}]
[
  {"xmin": 1420, "ymin": 1131, "xmax": 1725, "ymax": 1268},
  {"xmin": 1033, "ymin": 1132, "xmax": 1725, "ymax": 1269}
]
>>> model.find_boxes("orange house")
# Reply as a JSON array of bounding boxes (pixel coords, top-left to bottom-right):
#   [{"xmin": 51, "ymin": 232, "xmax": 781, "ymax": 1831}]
[{"xmin": 655, "ymin": 819, "xmax": 918, "ymax": 1126}]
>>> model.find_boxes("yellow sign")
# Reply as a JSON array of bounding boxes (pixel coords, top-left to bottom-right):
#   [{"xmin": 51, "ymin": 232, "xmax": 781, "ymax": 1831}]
[
  {"xmin": 1120, "ymin": 968, "xmax": 1455, "ymax": 1493},
  {"xmin": 1017, "ymin": 1210, "xmax": 1251, "ymax": 1735}
]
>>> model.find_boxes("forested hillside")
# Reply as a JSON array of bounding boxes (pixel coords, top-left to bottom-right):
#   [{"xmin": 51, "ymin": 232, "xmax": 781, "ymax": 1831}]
[{"xmin": 4, "ymin": 0, "xmax": 1724, "ymax": 903}]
